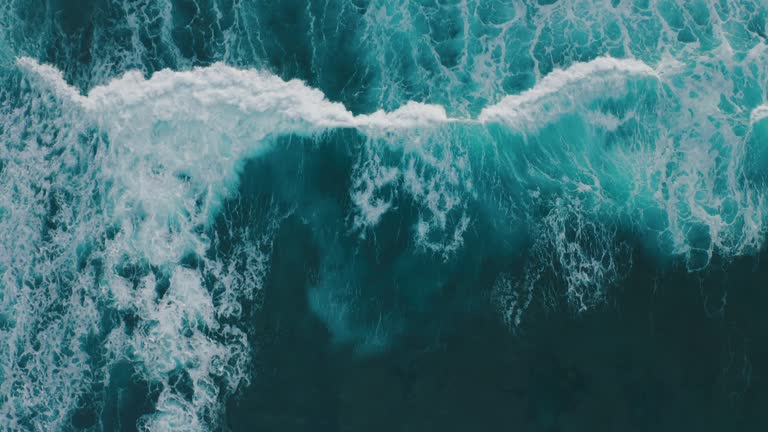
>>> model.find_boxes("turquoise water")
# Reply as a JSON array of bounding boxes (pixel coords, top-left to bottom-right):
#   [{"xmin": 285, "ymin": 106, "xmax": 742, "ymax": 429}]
[{"xmin": 1, "ymin": 0, "xmax": 768, "ymax": 430}]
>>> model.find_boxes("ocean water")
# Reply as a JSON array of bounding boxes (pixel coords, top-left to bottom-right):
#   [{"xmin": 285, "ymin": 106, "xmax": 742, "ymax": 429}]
[{"xmin": 1, "ymin": 0, "xmax": 768, "ymax": 430}]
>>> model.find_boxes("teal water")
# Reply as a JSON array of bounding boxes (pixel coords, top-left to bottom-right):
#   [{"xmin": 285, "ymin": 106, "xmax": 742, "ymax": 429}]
[{"xmin": 1, "ymin": 0, "xmax": 768, "ymax": 430}]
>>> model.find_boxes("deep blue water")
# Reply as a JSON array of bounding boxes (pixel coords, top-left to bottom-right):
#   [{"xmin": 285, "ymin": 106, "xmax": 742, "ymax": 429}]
[{"xmin": 1, "ymin": 0, "xmax": 768, "ymax": 430}]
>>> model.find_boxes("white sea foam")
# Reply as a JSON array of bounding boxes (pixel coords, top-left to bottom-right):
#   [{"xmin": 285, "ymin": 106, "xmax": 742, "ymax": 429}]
[
  {"xmin": 478, "ymin": 57, "xmax": 658, "ymax": 128},
  {"xmin": 752, "ymin": 104, "xmax": 768, "ymax": 124},
  {"xmin": 18, "ymin": 56, "xmax": 658, "ymax": 135}
]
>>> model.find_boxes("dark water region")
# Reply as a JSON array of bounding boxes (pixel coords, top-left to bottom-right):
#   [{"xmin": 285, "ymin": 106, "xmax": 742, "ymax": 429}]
[
  {"xmin": 213, "ymin": 146, "xmax": 768, "ymax": 432},
  {"xmin": 228, "ymin": 240, "xmax": 768, "ymax": 432}
]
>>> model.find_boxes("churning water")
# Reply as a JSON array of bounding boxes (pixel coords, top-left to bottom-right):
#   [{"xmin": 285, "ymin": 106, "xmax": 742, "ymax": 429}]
[{"xmin": 1, "ymin": 0, "xmax": 768, "ymax": 430}]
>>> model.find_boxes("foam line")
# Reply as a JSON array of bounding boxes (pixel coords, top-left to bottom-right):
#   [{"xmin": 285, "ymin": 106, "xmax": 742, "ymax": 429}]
[
  {"xmin": 478, "ymin": 57, "xmax": 658, "ymax": 127},
  {"xmin": 17, "ymin": 56, "xmax": 658, "ymax": 134},
  {"xmin": 752, "ymin": 104, "xmax": 768, "ymax": 123}
]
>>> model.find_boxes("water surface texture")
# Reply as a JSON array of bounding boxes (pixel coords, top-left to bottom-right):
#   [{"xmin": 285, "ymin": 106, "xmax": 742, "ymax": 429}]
[{"xmin": 2, "ymin": 0, "xmax": 768, "ymax": 430}]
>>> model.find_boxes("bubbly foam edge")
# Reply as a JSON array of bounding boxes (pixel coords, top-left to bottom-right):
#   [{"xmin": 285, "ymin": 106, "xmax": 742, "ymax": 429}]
[{"xmin": 16, "ymin": 55, "xmax": 661, "ymax": 132}]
